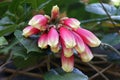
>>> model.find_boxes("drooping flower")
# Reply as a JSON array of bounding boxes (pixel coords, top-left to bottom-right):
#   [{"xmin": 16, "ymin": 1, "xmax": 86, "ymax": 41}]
[
  {"xmin": 38, "ymin": 33, "xmax": 48, "ymax": 49},
  {"xmin": 28, "ymin": 15, "xmax": 48, "ymax": 30},
  {"xmin": 75, "ymin": 28, "xmax": 101, "ymax": 47},
  {"xmin": 79, "ymin": 45, "xmax": 94, "ymax": 62},
  {"xmin": 22, "ymin": 5, "xmax": 101, "ymax": 72},
  {"xmin": 61, "ymin": 52, "xmax": 74, "ymax": 72},
  {"xmin": 72, "ymin": 32, "xmax": 85, "ymax": 53},
  {"xmin": 48, "ymin": 27, "xmax": 59, "ymax": 48},
  {"xmin": 59, "ymin": 27, "xmax": 76, "ymax": 48},
  {"xmin": 22, "ymin": 26, "xmax": 40, "ymax": 37},
  {"xmin": 61, "ymin": 18, "xmax": 80, "ymax": 29}
]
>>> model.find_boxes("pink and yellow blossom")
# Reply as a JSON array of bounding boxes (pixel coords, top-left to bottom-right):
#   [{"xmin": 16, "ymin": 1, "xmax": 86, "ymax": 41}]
[
  {"xmin": 22, "ymin": 26, "xmax": 40, "ymax": 37},
  {"xmin": 38, "ymin": 33, "xmax": 48, "ymax": 49}
]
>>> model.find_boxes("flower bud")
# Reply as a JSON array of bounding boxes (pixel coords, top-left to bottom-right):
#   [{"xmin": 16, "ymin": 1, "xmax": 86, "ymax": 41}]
[
  {"xmin": 72, "ymin": 32, "xmax": 85, "ymax": 53},
  {"xmin": 61, "ymin": 18, "xmax": 80, "ymax": 29},
  {"xmin": 62, "ymin": 44, "xmax": 73, "ymax": 57},
  {"xmin": 61, "ymin": 52, "xmax": 74, "ymax": 72},
  {"xmin": 38, "ymin": 33, "xmax": 48, "ymax": 49},
  {"xmin": 48, "ymin": 27, "xmax": 59, "ymax": 48},
  {"xmin": 50, "ymin": 44, "xmax": 60, "ymax": 53},
  {"xmin": 59, "ymin": 27, "xmax": 76, "ymax": 48},
  {"xmin": 75, "ymin": 28, "xmax": 101, "ymax": 47},
  {"xmin": 51, "ymin": 5, "xmax": 59, "ymax": 19},
  {"xmin": 79, "ymin": 45, "xmax": 94, "ymax": 62},
  {"xmin": 22, "ymin": 26, "xmax": 40, "ymax": 37},
  {"xmin": 28, "ymin": 15, "xmax": 48, "ymax": 30}
]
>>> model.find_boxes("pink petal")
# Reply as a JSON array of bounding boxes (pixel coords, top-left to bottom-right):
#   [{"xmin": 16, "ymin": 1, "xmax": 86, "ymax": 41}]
[
  {"xmin": 50, "ymin": 43, "xmax": 60, "ymax": 53},
  {"xmin": 61, "ymin": 52, "xmax": 74, "ymax": 72},
  {"xmin": 61, "ymin": 18, "xmax": 80, "ymax": 29},
  {"xmin": 22, "ymin": 26, "xmax": 40, "ymax": 37},
  {"xmin": 48, "ymin": 27, "xmax": 59, "ymax": 48},
  {"xmin": 62, "ymin": 43, "xmax": 73, "ymax": 57},
  {"xmin": 79, "ymin": 45, "xmax": 94, "ymax": 62},
  {"xmin": 28, "ymin": 15, "xmax": 48, "ymax": 30},
  {"xmin": 75, "ymin": 28, "xmax": 101, "ymax": 47},
  {"xmin": 72, "ymin": 31, "xmax": 85, "ymax": 53},
  {"xmin": 59, "ymin": 27, "xmax": 76, "ymax": 48},
  {"xmin": 38, "ymin": 33, "xmax": 48, "ymax": 49}
]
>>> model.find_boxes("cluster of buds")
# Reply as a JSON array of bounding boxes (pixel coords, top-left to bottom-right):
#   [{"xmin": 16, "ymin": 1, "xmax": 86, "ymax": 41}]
[{"xmin": 22, "ymin": 5, "xmax": 101, "ymax": 72}]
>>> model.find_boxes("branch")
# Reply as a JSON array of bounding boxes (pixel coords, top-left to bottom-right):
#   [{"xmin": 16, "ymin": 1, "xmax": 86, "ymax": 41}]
[
  {"xmin": 0, "ymin": 53, "xmax": 12, "ymax": 71},
  {"xmin": 98, "ymin": 0, "xmax": 117, "ymax": 27},
  {"xmin": 4, "ymin": 68, "xmax": 43, "ymax": 78},
  {"xmin": 101, "ymin": 43, "xmax": 120, "ymax": 56}
]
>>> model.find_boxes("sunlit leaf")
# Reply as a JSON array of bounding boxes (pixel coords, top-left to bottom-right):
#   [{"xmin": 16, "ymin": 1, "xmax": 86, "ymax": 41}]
[
  {"xmin": 0, "ymin": 36, "xmax": 8, "ymax": 46},
  {"xmin": 44, "ymin": 68, "xmax": 88, "ymax": 80},
  {"xmin": 85, "ymin": 3, "xmax": 117, "ymax": 15}
]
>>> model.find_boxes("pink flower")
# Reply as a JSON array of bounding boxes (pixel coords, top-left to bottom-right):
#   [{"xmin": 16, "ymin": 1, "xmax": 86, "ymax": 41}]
[
  {"xmin": 75, "ymin": 28, "xmax": 101, "ymax": 47},
  {"xmin": 72, "ymin": 32, "xmax": 85, "ymax": 53},
  {"xmin": 28, "ymin": 15, "xmax": 48, "ymax": 30},
  {"xmin": 51, "ymin": 5, "xmax": 59, "ymax": 19},
  {"xmin": 61, "ymin": 18, "xmax": 80, "ymax": 29},
  {"xmin": 61, "ymin": 52, "xmax": 74, "ymax": 72},
  {"xmin": 22, "ymin": 26, "xmax": 40, "ymax": 37},
  {"xmin": 38, "ymin": 33, "xmax": 48, "ymax": 49},
  {"xmin": 79, "ymin": 45, "xmax": 94, "ymax": 62},
  {"xmin": 48, "ymin": 27, "xmax": 59, "ymax": 48},
  {"xmin": 59, "ymin": 27, "xmax": 76, "ymax": 48}
]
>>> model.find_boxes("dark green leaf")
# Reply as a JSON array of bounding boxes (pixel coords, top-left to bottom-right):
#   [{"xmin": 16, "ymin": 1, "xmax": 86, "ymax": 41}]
[
  {"xmin": 13, "ymin": 54, "xmax": 38, "ymax": 68},
  {"xmin": 0, "ymin": 1, "xmax": 10, "ymax": 17},
  {"xmin": 0, "ymin": 25, "xmax": 16, "ymax": 37},
  {"xmin": 11, "ymin": 45, "xmax": 27, "ymax": 59},
  {"xmin": 44, "ymin": 68, "xmax": 88, "ymax": 80},
  {"xmin": 9, "ymin": 0, "xmax": 24, "ymax": 13},
  {"xmin": 14, "ymin": 30, "xmax": 41, "ymax": 53}
]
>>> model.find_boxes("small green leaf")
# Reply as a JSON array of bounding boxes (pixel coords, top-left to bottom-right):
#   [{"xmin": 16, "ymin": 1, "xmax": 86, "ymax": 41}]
[
  {"xmin": 0, "ymin": 38, "xmax": 19, "ymax": 54},
  {"xmin": 44, "ymin": 68, "xmax": 88, "ymax": 80},
  {"xmin": 0, "ymin": 36, "xmax": 8, "ymax": 46},
  {"xmin": 14, "ymin": 30, "xmax": 41, "ymax": 53}
]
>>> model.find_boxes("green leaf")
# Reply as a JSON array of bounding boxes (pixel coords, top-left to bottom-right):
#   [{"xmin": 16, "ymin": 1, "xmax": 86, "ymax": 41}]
[
  {"xmin": 0, "ymin": 38, "xmax": 19, "ymax": 54},
  {"xmin": 44, "ymin": 68, "xmax": 88, "ymax": 80},
  {"xmin": 14, "ymin": 30, "xmax": 41, "ymax": 53},
  {"xmin": 9, "ymin": 0, "xmax": 24, "ymax": 13},
  {"xmin": 11, "ymin": 45, "xmax": 27, "ymax": 59},
  {"xmin": 0, "ymin": 1, "xmax": 10, "ymax": 17},
  {"xmin": 0, "ymin": 36, "xmax": 8, "ymax": 46},
  {"xmin": 102, "ymin": 33, "xmax": 120, "ymax": 45},
  {"xmin": 0, "ymin": 16, "xmax": 14, "ymax": 25},
  {"xmin": 0, "ymin": 25, "xmax": 16, "ymax": 37},
  {"xmin": 13, "ymin": 54, "xmax": 38, "ymax": 68}
]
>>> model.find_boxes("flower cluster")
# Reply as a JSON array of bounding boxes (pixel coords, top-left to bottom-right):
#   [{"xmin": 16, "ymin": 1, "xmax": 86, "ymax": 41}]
[{"xmin": 22, "ymin": 5, "xmax": 101, "ymax": 72}]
